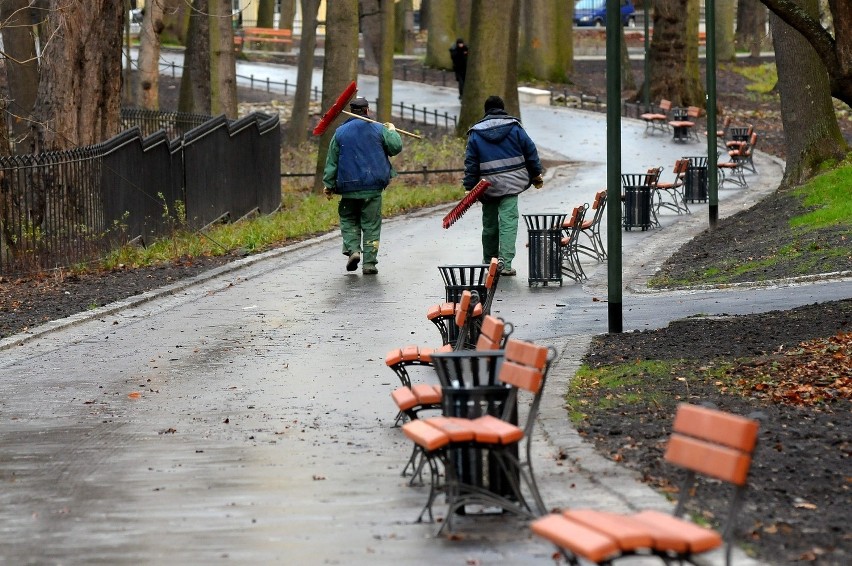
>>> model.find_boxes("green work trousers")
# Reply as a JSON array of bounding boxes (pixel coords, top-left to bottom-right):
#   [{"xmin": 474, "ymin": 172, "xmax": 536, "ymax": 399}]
[
  {"xmin": 481, "ymin": 195, "xmax": 519, "ymax": 269},
  {"xmin": 339, "ymin": 194, "xmax": 382, "ymax": 266}
]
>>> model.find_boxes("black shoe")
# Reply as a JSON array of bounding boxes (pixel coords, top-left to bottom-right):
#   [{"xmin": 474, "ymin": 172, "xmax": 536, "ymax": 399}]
[{"xmin": 346, "ymin": 252, "xmax": 361, "ymax": 272}]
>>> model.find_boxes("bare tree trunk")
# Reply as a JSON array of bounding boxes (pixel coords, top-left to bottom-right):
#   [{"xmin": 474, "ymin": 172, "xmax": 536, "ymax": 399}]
[
  {"xmin": 620, "ymin": 24, "xmax": 637, "ymax": 93},
  {"xmin": 648, "ymin": 0, "xmax": 704, "ymax": 107},
  {"xmin": 257, "ymin": 0, "xmax": 275, "ymax": 27},
  {"xmin": 0, "ymin": 0, "xmax": 39, "ymax": 154},
  {"xmin": 210, "ymin": 0, "xmax": 238, "ymax": 118},
  {"xmin": 279, "ymin": 0, "xmax": 296, "ymax": 30},
  {"xmin": 361, "ymin": 0, "xmax": 381, "ymax": 75},
  {"xmin": 736, "ymin": 0, "xmax": 766, "ymax": 57},
  {"xmin": 179, "ymin": 0, "xmax": 211, "ymax": 114},
  {"xmin": 715, "ymin": 0, "xmax": 736, "ymax": 62},
  {"xmin": 424, "ymin": 0, "xmax": 455, "ymax": 69},
  {"xmin": 396, "ymin": 0, "xmax": 415, "ymax": 54},
  {"xmin": 314, "ymin": 0, "xmax": 359, "ymax": 192},
  {"xmin": 31, "ymin": 0, "xmax": 123, "ymax": 151},
  {"xmin": 770, "ymin": 0, "xmax": 847, "ymax": 186},
  {"xmin": 160, "ymin": 0, "xmax": 188, "ymax": 44},
  {"xmin": 519, "ymin": 0, "xmax": 572, "ymax": 83},
  {"xmin": 457, "ymin": 0, "xmax": 519, "ymax": 133},
  {"xmin": 377, "ymin": 0, "xmax": 395, "ymax": 123},
  {"xmin": 137, "ymin": 0, "xmax": 165, "ymax": 110},
  {"xmin": 287, "ymin": 0, "xmax": 320, "ymax": 146}
]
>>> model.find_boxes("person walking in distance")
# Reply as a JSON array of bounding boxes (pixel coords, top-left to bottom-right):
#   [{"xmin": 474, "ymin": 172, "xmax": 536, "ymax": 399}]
[
  {"xmin": 323, "ymin": 97, "xmax": 403, "ymax": 275},
  {"xmin": 463, "ymin": 95, "xmax": 544, "ymax": 276},
  {"xmin": 449, "ymin": 38, "xmax": 468, "ymax": 99}
]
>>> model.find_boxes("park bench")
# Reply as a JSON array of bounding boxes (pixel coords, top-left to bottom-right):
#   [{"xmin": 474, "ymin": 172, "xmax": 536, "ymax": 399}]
[
  {"xmin": 651, "ymin": 159, "xmax": 690, "ymax": 215},
  {"xmin": 564, "ymin": 190, "xmax": 607, "ymax": 262},
  {"xmin": 401, "ymin": 339, "xmax": 557, "ymax": 534},
  {"xmin": 639, "ymin": 99, "xmax": 671, "ymax": 134},
  {"xmin": 532, "ymin": 403, "xmax": 760, "ymax": 566},
  {"xmin": 392, "ymin": 313, "xmax": 512, "ymax": 480},
  {"xmin": 234, "ymin": 27, "xmax": 293, "ymax": 52},
  {"xmin": 668, "ymin": 106, "xmax": 701, "ymax": 143},
  {"xmin": 426, "ymin": 258, "xmax": 501, "ymax": 345},
  {"xmin": 560, "ymin": 203, "xmax": 589, "ymax": 281}
]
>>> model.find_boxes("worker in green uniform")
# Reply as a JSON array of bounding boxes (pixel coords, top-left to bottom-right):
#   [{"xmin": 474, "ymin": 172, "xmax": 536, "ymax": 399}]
[{"xmin": 323, "ymin": 97, "xmax": 403, "ymax": 275}]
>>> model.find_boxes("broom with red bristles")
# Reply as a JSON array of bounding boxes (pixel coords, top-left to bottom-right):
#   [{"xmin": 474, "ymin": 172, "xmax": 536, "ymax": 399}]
[
  {"xmin": 313, "ymin": 81, "xmax": 422, "ymax": 139},
  {"xmin": 442, "ymin": 179, "xmax": 491, "ymax": 229}
]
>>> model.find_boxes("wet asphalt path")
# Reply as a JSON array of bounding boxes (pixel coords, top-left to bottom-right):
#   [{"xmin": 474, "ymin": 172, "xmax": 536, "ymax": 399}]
[{"xmin": 1, "ymin": 57, "xmax": 850, "ymax": 564}]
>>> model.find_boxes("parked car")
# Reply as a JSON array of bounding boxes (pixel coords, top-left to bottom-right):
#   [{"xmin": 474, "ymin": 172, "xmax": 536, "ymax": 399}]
[{"xmin": 574, "ymin": 0, "xmax": 636, "ymax": 27}]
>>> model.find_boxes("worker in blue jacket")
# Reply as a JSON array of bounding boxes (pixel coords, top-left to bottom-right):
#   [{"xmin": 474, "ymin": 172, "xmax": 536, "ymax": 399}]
[
  {"xmin": 463, "ymin": 95, "xmax": 543, "ymax": 276},
  {"xmin": 323, "ymin": 97, "xmax": 403, "ymax": 275}
]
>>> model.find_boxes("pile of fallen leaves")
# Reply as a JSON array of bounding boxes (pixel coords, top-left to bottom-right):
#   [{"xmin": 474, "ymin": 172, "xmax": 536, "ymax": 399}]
[{"xmin": 725, "ymin": 332, "xmax": 851, "ymax": 407}]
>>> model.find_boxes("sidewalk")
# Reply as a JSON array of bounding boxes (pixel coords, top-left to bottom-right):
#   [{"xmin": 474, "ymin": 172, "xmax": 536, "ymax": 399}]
[{"xmin": 3, "ymin": 63, "xmax": 849, "ymax": 564}]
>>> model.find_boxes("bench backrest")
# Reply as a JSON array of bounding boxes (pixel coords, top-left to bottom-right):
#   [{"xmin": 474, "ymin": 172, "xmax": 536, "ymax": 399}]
[
  {"xmin": 665, "ymin": 403, "xmax": 759, "ymax": 486},
  {"xmin": 686, "ymin": 106, "xmax": 701, "ymax": 119},
  {"xmin": 497, "ymin": 339, "xmax": 556, "ymax": 432},
  {"xmin": 659, "ymin": 99, "xmax": 672, "ymax": 112},
  {"xmin": 474, "ymin": 315, "xmax": 511, "ymax": 351}
]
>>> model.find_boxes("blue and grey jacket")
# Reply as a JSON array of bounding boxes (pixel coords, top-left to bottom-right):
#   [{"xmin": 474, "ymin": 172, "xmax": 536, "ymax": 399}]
[
  {"xmin": 323, "ymin": 119, "xmax": 403, "ymax": 194},
  {"xmin": 463, "ymin": 109, "xmax": 543, "ymax": 200}
]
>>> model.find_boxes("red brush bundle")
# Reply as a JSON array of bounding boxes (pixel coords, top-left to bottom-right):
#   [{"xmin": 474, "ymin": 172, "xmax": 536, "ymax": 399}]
[
  {"xmin": 312, "ymin": 81, "xmax": 358, "ymax": 136},
  {"xmin": 442, "ymin": 179, "xmax": 491, "ymax": 229}
]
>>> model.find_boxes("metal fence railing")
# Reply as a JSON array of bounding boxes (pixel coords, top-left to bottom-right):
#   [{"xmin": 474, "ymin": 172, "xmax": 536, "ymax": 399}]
[{"xmin": 0, "ymin": 111, "xmax": 281, "ymax": 276}]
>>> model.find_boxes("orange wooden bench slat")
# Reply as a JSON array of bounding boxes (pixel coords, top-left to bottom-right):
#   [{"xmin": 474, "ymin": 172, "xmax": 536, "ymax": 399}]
[
  {"xmin": 631, "ymin": 509, "xmax": 723, "ymax": 554},
  {"xmin": 672, "ymin": 402, "xmax": 760, "ymax": 452},
  {"xmin": 471, "ymin": 414, "xmax": 523, "ymax": 444},
  {"xmin": 665, "ymin": 434, "xmax": 753, "ymax": 485},
  {"xmin": 402, "ymin": 419, "xmax": 449, "ymax": 451},
  {"xmin": 410, "ymin": 383, "xmax": 442, "ymax": 405},
  {"xmin": 530, "ymin": 514, "xmax": 621, "ymax": 564},
  {"xmin": 563, "ymin": 509, "xmax": 655, "ymax": 550},
  {"xmin": 504, "ymin": 339, "xmax": 550, "ymax": 372},
  {"xmin": 423, "ymin": 416, "xmax": 476, "ymax": 442},
  {"xmin": 391, "ymin": 387, "xmax": 418, "ymax": 411}
]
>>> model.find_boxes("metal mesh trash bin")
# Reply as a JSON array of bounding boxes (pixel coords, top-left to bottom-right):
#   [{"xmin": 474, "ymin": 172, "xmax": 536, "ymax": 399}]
[
  {"xmin": 621, "ymin": 174, "xmax": 652, "ymax": 231},
  {"xmin": 523, "ymin": 214, "xmax": 567, "ymax": 287},
  {"xmin": 438, "ymin": 264, "xmax": 488, "ymax": 343},
  {"xmin": 431, "ymin": 351, "xmax": 518, "ymax": 500},
  {"xmin": 683, "ymin": 156, "xmax": 709, "ymax": 203}
]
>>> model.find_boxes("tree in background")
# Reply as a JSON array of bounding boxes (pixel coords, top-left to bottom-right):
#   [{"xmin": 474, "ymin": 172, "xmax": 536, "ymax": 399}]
[
  {"xmin": 760, "ymin": 0, "xmax": 852, "ymax": 108},
  {"xmin": 178, "ymin": 0, "xmax": 237, "ymax": 118},
  {"xmin": 767, "ymin": 0, "xmax": 847, "ymax": 185},
  {"xmin": 424, "ymin": 0, "xmax": 457, "ymax": 69},
  {"xmin": 361, "ymin": 0, "xmax": 382, "ymax": 75},
  {"xmin": 0, "ymin": 0, "xmax": 40, "ymax": 154},
  {"xmin": 735, "ymin": 0, "xmax": 768, "ymax": 57},
  {"xmin": 395, "ymin": 0, "xmax": 416, "ymax": 55},
  {"xmin": 31, "ymin": 0, "xmax": 123, "ymax": 151},
  {"xmin": 209, "ymin": 0, "xmax": 238, "ymax": 118},
  {"xmin": 288, "ymin": 0, "xmax": 321, "ymax": 146},
  {"xmin": 180, "ymin": 0, "xmax": 212, "ymax": 114},
  {"xmin": 518, "ymin": 0, "xmax": 572, "ymax": 83},
  {"xmin": 137, "ymin": 0, "xmax": 166, "ymax": 110},
  {"xmin": 279, "ymin": 0, "xmax": 296, "ymax": 30},
  {"xmin": 314, "ymin": 0, "xmax": 359, "ymax": 192},
  {"xmin": 715, "ymin": 0, "xmax": 737, "ymax": 62},
  {"xmin": 257, "ymin": 0, "xmax": 275, "ymax": 28},
  {"xmin": 647, "ymin": 0, "xmax": 704, "ymax": 107},
  {"xmin": 377, "ymin": 0, "xmax": 395, "ymax": 123},
  {"xmin": 457, "ymin": 0, "xmax": 520, "ymax": 134}
]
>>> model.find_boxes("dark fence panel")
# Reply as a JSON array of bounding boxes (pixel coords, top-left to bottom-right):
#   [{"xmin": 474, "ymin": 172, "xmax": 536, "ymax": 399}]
[
  {"xmin": 183, "ymin": 113, "xmax": 281, "ymax": 228},
  {"xmin": 100, "ymin": 128, "xmax": 182, "ymax": 246},
  {"xmin": 0, "ymin": 112, "xmax": 281, "ymax": 276}
]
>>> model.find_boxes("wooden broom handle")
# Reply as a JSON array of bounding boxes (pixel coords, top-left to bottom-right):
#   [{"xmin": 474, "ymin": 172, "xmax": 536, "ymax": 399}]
[{"xmin": 341, "ymin": 110, "xmax": 423, "ymax": 139}]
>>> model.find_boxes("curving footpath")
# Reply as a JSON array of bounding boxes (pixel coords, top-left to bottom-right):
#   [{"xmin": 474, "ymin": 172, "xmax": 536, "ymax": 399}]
[{"xmin": 1, "ymin": 64, "xmax": 850, "ymax": 565}]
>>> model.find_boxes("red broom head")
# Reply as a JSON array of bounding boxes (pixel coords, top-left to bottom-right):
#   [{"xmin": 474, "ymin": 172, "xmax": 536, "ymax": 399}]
[
  {"xmin": 442, "ymin": 180, "xmax": 491, "ymax": 229},
  {"xmin": 312, "ymin": 81, "xmax": 358, "ymax": 136}
]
